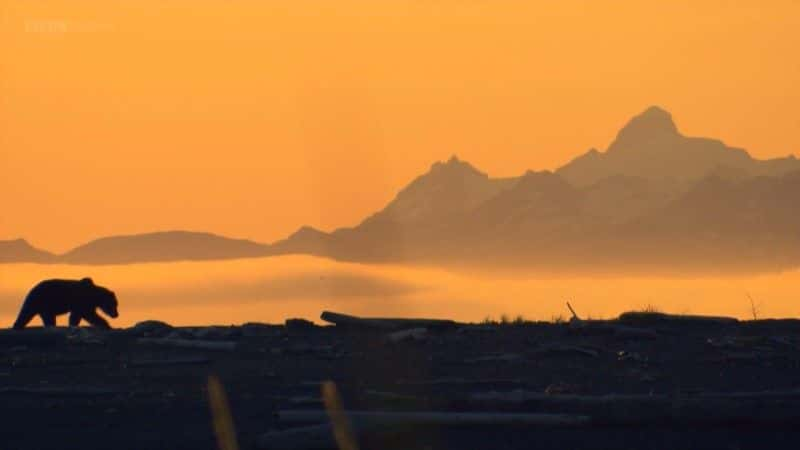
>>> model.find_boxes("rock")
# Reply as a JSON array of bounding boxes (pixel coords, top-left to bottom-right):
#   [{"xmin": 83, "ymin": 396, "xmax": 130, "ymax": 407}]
[
  {"xmin": 130, "ymin": 320, "xmax": 173, "ymax": 337},
  {"xmin": 457, "ymin": 325, "xmax": 497, "ymax": 333},
  {"xmin": 617, "ymin": 350, "xmax": 648, "ymax": 364},
  {"xmin": 613, "ymin": 326, "xmax": 658, "ymax": 340},
  {"xmin": 286, "ymin": 344, "xmax": 335, "ymax": 354},
  {"xmin": 464, "ymin": 353, "xmax": 524, "ymax": 364},
  {"xmin": 190, "ymin": 326, "xmax": 239, "ymax": 340},
  {"xmin": 66, "ymin": 327, "xmax": 105, "ymax": 345},
  {"xmin": 544, "ymin": 382, "xmax": 584, "ymax": 395},
  {"xmin": 242, "ymin": 322, "xmax": 276, "ymax": 337},
  {"xmin": 137, "ymin": 337, "xmax": 237, "ymax": 351},
  {"xmin": 191, "ymin": 327, "xmax": 216, "ymax": 339},
  {"xmin": 285, "ymin": 318, "xmax": 316, "ymax": 333},
  {"xmin": 385, "ymin": 328, "xmax": 427, "ymax": 343},
  {"xmin": 163, "ymin": 330, "xmax": 186, "ymax": 340},
  {"xmin": 0, "ymin": 328, "xmax": 68, "ymax": 346}
]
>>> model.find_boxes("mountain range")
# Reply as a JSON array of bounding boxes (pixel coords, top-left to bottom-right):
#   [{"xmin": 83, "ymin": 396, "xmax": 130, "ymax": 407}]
[{"xmin": 4, "ymin": 106, "xmax": 799, "ymax": 272}]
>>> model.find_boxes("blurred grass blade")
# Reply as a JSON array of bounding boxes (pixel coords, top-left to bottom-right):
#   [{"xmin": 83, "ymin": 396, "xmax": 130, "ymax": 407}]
[
  {"xmin": 322, "ymin": 380, "xmax": 359, "ymax": 450},
  {"xmin": 208, "ymin": 375, "xmax": 240, "ymax": 450}
]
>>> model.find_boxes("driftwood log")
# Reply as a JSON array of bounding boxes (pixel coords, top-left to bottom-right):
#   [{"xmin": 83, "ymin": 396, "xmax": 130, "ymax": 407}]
[
  {"xmin": 277, "ymin": 409, "xmax": 591, "ymax": 426},
  {"xmin": 320, "ymin": 311, "xmax": 457, "ymax": 330},
  {"xmin": 128, "ymin": 356, "xmax": 211, "ymax": 367},
  {"xmin": 257, "ymin": 411, "xmax": 590, "ymax": 450},
  {"xmin": 396, "ymin": 378, "xmax": 525, "ymax": 387},
  {"xmin": 0, "ymin": 386, "xmax": 122, "ymax": 396},
  {"xmin": 618, "ymin": 312, "xmax": 738, "ymax": 326},
  {"xmin": 256, "ymin": 424, "xmax": 337, "ymax": 450},
  {"xmin": 469, "ymin": 389, "xmax": 800, "ymax": 425},
  {"xmin": 568, "ymin": 321, "xmax": 659, "ymax": 339}
]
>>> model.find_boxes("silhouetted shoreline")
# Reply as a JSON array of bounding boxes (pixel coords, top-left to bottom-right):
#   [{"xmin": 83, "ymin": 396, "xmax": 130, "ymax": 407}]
[{"xmin": 2, "ymin": 311, "xmax": 800, "ymax": 449}]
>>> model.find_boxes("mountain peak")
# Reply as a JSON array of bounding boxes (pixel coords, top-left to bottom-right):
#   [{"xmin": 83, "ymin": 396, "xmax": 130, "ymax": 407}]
[
  {"xmin": 0, "ymin": 238, "xmax": 55, "ymax": 262},
  {"xmin": 636, "ymin": 105, "xmax": 676, "ymax": 127},
  {"xmin": 609, "ymin": 105, "xmax": 678, "ymax": 152},
  {"xmin": 516, "ymin": 170, "xmax": 575, "ymax": 192},
  {"xmin": 288, "ymin": 226, "xmax": 328, "ymax": 240},
  {"xmin": 1, "ymin": 238, "xmax": 33, "ymax": 249},
  {"xmin": 426, "ymin": 155, "xmax": 487, "ymax": 181}
]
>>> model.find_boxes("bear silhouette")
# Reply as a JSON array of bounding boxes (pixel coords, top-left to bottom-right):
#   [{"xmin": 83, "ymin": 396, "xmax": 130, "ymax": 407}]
[{"xmin": 12, "ymin": 278, "xmax": 119, "ymax": 329}]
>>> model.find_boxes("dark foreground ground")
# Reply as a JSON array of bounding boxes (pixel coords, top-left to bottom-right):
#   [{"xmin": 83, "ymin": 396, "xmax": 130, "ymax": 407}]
[{"xmin": 2, "ymin": 313, "xmax": 800, "ymax": 450}]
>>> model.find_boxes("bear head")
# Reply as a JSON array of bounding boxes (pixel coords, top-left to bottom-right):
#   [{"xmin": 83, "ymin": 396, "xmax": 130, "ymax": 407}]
[{"xmin": 81, "ymin": 278, "xmax": 119, "ymax": 318}]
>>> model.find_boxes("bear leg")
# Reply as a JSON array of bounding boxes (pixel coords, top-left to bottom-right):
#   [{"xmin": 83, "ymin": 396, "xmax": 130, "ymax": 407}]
[
  {"xmin": 68, "ymin": 312, "xmax": 83, "ymax": 327},
  {"xmin": 83, "ymin": 310, "xmax": 111, "ymax": 329},
  {"xmin": 40, "ymin": 314, "xmax": 56, "ymax": 327},
  {"xmin": 12, "ymin": 307, "xmax": 36, "ymax": 330}
]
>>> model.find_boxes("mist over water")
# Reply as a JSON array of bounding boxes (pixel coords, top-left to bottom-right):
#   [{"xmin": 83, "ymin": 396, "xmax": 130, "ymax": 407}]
[{"xmin": 1, "ymin": 255, "xmax": 798, "ymax": 327}]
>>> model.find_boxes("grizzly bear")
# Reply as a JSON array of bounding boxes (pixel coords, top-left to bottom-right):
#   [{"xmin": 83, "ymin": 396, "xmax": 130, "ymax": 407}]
[{"xmin": 12, "ymin": 278, "xmax": 119, "ymax": 330}]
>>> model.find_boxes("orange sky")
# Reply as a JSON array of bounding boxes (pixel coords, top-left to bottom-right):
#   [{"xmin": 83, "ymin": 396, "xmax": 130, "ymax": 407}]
[{"xmin": 2, "ymin": 1, "xmax": 799, "ymax": 252}]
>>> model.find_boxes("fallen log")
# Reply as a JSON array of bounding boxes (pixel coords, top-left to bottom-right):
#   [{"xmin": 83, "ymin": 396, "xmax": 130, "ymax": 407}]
[
  {"xmin": 0, "ymin": 386, "xmax": 122, "ymax": 396},
  {"xmin": 469, "ymin": 389, "xmax": 800, "ymax": 425},
  {"xmin": 10, "ymin": 357, "xmax": 111, "ymax": 368},
  {"xmin": 567, "ymin": 321, "xmax": 658, "ymax": 340},
  {"xmin": 396, "ymin": 378, "xmax": 525, "ymax": 387},
  {"xmin": 256, "ymin": 424, "xmax": 337, "ymax": 450},
  {"xmin": 256, "ymin": 410, "xmax": 591, "ymax": 449},
  {"xmin": 320, "ymin": 311, "xmax": 457, "ymax": 330},
  {"xmin": 363, "ymin": 389, "xmax": 421, "ymax": 402},
  {"xmin": 137, "ymin": 337, "xmax": 237, "ymax": 351},
  {"xmin": 532, "ymin": 344, "xmax": 599, "ymax": 358},
  {"xmin": 287, "ymin": 396, "xmax": 323, "ymax": 406},
  {"xmin": 618, "ymin": 312, "xmax": 738, "ymax": 326},
  {"xmin": 128, "ymin": 356, "xmax": 211, "ymax": 367},
  {"xmin": 276, "ymin": 410, "xmax": 591, "ymax": 427}
]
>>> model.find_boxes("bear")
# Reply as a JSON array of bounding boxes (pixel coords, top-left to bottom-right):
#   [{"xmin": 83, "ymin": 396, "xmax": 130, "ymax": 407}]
[{"xmin": 12, "ymin": 278, "xmax": 119, "ymax": 330}]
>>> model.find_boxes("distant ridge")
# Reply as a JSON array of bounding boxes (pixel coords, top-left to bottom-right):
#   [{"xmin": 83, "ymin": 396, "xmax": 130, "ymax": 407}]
[
  {"xmin": 4, "ymin": 106, "xmax": 800, "ymax": 272},
  {"xmin": 0, "ymin": 239, "xmax": 55, "ymax": 263},
  {"xmin": 58, "ymin": 230, "xmax": 270, "ymax": 265}
]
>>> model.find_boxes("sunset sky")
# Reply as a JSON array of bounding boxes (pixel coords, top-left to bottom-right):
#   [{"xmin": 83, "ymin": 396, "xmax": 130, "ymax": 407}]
[{"xmin": 2, "ymin": 1, "xmax": 799, "ymax": 252}]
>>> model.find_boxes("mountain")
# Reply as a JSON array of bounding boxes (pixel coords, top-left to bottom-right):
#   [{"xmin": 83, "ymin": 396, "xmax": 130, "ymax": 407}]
[
  {"xmin": 599, "ymin": 169, "xmax": 800, "ymax": 272},
  {"xmin": 631, "ymin": 170, "xmax": 800, "ymax": 238},
  {"xmin": 60, "ymin": 231, "xmax": 270, "ymax": 265},
  {"xmin": 5, "ymin": 106, "xmax": 800, "ymax": 272},
  {"xmin": 361, "ymin": 156, "xmax": 517, "ymax": 227},
  {"xmin": 0, "ymin": 239, "xmax": 56, "ymax": 263},
  {"xmin": 269, "ymin": 107, "xmax": 800, "ymax": 270},
  {"xmin": 271, "ymin": 156, "xmax": 518, "ymax": 262},
  {"xmin": 270, "ymin": 226, "xmax": 334, "ymax": 256},
  {"xmin": 581, "ymin": 175, "xmax": 675, "ymax": 224},
  {"xmin": 465, "ymin": 170, "xmax": 583, "ymax": 238},
  {"xmin": 557, "ymin": 106, "xmax": 800, "ymax": 187}
]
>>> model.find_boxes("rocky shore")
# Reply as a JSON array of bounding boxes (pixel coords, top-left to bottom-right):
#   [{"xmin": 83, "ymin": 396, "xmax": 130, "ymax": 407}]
[{"xmin": 2, "ymin": 311, "xmax": 800, "ymax": 449}]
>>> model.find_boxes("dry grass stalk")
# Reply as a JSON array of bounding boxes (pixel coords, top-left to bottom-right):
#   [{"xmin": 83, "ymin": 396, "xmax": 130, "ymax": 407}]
[
  {"xmin": 746, "ymin": 292, "xmax": 759, "ymax": 320},
  {"xmin": 208, "ymin": 375, "xmax": 240, "ymax": 450},
  {"xmin": 322, "ymin": 380, "xmax": 359, "ymax": 450}
]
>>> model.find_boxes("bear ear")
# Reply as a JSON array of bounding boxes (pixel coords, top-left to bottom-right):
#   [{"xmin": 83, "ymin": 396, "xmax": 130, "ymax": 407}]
[{"xmin": 81, "ymin": 277, "xmax": 94, "ymax": 285}]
